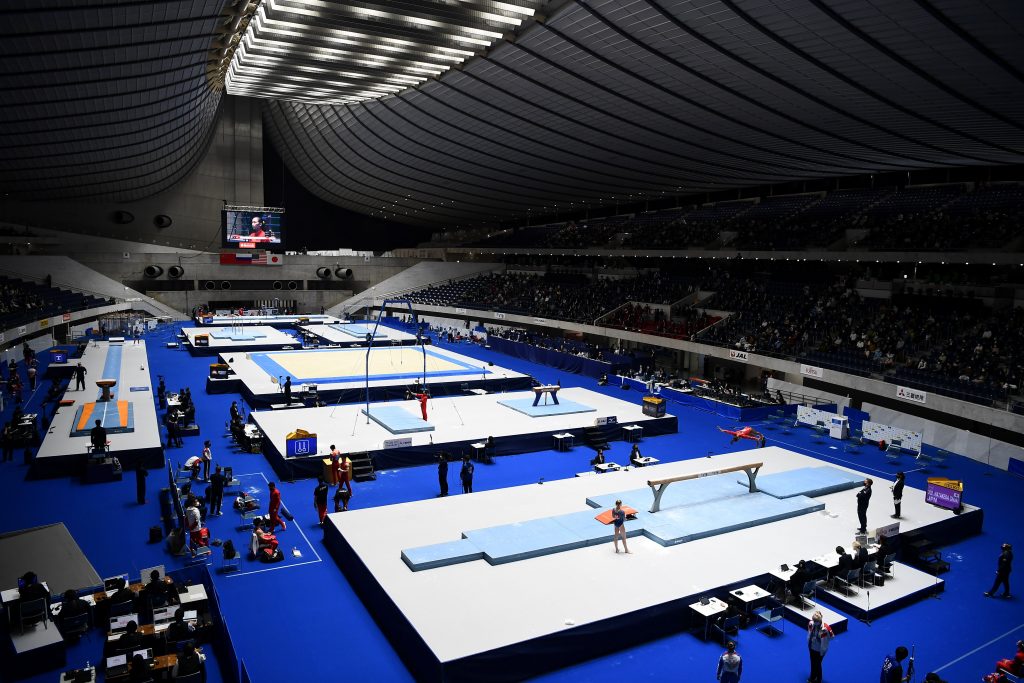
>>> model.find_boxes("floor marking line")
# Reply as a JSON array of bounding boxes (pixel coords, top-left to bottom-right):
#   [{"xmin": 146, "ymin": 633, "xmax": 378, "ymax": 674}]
[{"xmin": 932, "ymin": 621, "xmax": 1024, "ymax": 672}]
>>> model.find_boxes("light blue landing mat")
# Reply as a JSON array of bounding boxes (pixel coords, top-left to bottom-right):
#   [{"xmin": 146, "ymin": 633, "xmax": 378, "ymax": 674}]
[
  {"xmin": 361, "ymin": 405, "xmax": 435, "ymax": 434},
  {"xmin": 209, "ymin": 329, "xmax": 268, "ymax": 341},
  {"xmin": 496, "ymin": 397, "xmax": 596, "ymax": 417},
  {"xmin": 746, "ymin": 466, "xmax": 864, "ymax": 499}
]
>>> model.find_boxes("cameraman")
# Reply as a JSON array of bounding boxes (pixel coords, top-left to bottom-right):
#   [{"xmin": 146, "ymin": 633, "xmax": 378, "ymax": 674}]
[{"xmin": 880, "ymin": 646, "xmax": 912, "ymax": 683}]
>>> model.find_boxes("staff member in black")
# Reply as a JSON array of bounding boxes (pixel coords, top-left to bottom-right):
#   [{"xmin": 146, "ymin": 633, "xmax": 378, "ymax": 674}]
[
  {"xmin": 284, "ymin": 376, "xmax": 292, "ymax": 404},
  {"xmin": 90, "ymin": 419, "xmax": 107, "ymax": 454},
  {"xmin": 73, "ymin": 362, "xmax": 87, "ymax": 391},
  {"xmin": 437, "ymin": 452, "xmax": 449, "ymax": 497},
  {"xmin": 891, "ymin": 471, "xmax": 905, "ymax": 519},
  {"xmin": 984, "ymin": 542, "xmax": 1013, "ymax": 598},
  {"xmin": 460, "ymin": 455, "xmax": 474, "ymax": 494},
  {"xmin": 209, "ymin": 466, "xmax": 226, "ymax": 516},
  {"xmin": 135, "ymin": 463, "xmax": 148, "ymax": 505},
  {"xmin": 856, "ymin": 478, "xmax": 873, "ymax": 534}
]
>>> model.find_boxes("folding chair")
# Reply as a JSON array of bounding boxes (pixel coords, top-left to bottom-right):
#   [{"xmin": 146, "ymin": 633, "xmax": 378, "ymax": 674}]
[
  {"xmin": 879, "ymin": 553, "xmax": 897, "ymax": 578},
  {"xmin": 797, "ymin": 580, "xmax": 818, "ymax": 609},
  {"xmin": 710, "ymin": 614, "xmax": 740, "ymax": 646},
  {"xmin": 60, "ymin": 611, "xmax": 91, "ymax": 641},
  {"xmin": 833, "ymin": 570, "xmax": 859, "ymax": 597},
  {"xmin": 18, "ymin": 597, "xmax": 48, "ymax": 634},
  {"xmin": 754, "ymin": 600, "xmax": 785, "ymax": 636}
]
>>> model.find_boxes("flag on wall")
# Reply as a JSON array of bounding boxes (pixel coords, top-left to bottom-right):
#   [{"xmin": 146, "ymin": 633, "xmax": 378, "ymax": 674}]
[{"xmin": 219, "ymin": 250, "xmax": 284, "ymax": 265}]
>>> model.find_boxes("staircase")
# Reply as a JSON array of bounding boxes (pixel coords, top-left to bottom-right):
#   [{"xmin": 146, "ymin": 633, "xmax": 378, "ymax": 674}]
[{"xmin": 350, "ymin": 452, "xmax": 376, "ymax": 481}]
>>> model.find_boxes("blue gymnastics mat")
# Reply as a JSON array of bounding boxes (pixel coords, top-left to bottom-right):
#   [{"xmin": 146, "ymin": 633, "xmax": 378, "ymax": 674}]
[
  {"xmin": 361, "ymin": 405, "xmax": 435, "ymax": 434},
  {"xmin": 586, "ymin": 472, "xmax": 747, "ymax": 512},
  {"xmin": 744, "ymin": 466, "xmax": 864, "ymax": 499},
  {"xmin": 329, "ymin": 323, "xmax": 389, "ymax": 339},
  {"xmin": 496, "ymin": 397, "xmax": 596, "ymax": 417},
  {"xmin": 401, "ymin": 490, "xmax": 824, "ymax": 570},
  {"xmin": 209, "ymin": 329, "xmax": 267, "ymax": 341}
]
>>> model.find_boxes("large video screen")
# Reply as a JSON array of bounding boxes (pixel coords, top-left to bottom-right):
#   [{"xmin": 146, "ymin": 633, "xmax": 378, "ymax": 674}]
[{"xmin": 223, "ymin": 209, "xmax": 284, "ymax": 248}]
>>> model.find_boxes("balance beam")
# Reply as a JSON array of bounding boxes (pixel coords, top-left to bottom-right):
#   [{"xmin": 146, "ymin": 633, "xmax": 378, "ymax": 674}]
[{"xmin": 647, "ymin": 461, "xmax": 763, "ymax": 513}]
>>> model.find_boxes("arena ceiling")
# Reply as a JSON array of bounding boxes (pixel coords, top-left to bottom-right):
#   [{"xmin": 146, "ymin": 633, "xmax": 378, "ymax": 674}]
[{"xmin": 1, "ymin": 0, "xmax": 1023, "ymax": 227}]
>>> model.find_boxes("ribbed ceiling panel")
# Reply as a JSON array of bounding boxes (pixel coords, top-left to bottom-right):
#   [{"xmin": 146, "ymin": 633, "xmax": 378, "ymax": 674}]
[
  {"xmin": 0, "ymin": 0, "xmax": 230, "ymax": 201},
  {"xmin": 265, "ymin": 0, "xmax": 1024, "ymax": 227}
]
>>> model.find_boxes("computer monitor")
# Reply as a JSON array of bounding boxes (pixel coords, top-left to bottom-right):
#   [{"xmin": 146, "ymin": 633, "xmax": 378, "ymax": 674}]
[
  {"xmin": 152, "ymin": 606, "xmax": 176, "ymax": 624},
  {"xmin": 104, "ymin": 574, "xmax": 130, "ymax": 591},
  {"xmin": 183, "ymin": 609, "xmax": 198, "ymax": 621},
  {"xmin": 139, "ymin": 565, "xmax": 165, "ymax": 586},
  {"xmin": 132, "ymin": 648, "xmax": 155, "ymax": 662},
  {"xmin": 109, "ymin": 614, "xmax": 137, "ymax": 633}
]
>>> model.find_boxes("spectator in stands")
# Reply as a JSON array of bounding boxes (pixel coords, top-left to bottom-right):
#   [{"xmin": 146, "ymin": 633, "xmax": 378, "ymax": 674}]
[{"xmin": 994, "ymin": 640, "xmax": 1024, "ymax": 678}]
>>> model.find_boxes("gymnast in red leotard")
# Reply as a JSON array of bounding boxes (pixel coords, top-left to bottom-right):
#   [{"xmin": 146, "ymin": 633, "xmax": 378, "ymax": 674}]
[{"xmin": 717, "ymin": 425, "xmax": 767, "ymax": 447}]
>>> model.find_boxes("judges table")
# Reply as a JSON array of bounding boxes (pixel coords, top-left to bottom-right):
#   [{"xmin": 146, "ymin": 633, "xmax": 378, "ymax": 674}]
[
  {"xmin": 2, "ymin": 581, "xmax": 51, "ymax": 622},
  {"xmin": 689, "ymin": 597, "xmax": 729, "ymax": 640},
  {"xmin": 631, "ymin": 456, "xmax": 659, "ymax": 467},
  {"xmin": 729, "ymin": 585, "xmax": 771, "ymax": 614},
  {"xmin": 594, "ymin": 462, "xmax": 622, "ymax": 473},
  {"xmin": 105, "ymin": 648, "xmax": 203, "ymax": 682}
]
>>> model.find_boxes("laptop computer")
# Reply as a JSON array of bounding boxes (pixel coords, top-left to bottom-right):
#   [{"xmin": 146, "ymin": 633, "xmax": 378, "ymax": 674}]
[
  {"xmin": 109, "ymin": 614, "xmax": 136, "ymax": 634},
  {"xmin": 104, "ymin": 574, "xmax": 130, "ymax": 591},
  {"xmin": 153, "ymin": 606, "xmax": 176, "ymax": 624},
  {"xmin": 183, "ymin": 609, "xmax": 198, "ymax": 621}
]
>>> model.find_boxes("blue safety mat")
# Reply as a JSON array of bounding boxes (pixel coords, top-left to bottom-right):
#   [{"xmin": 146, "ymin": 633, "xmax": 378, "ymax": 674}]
[
  {"xmin": 361, "ymin": 405, "xmax": 435, "ymax": 434},
  {"xmin": 743, "ymin": 466, "xmax": 864, "ymax": 499},
  {"xmin": 249, "ymin": 347, "xmax": 490, "ymax": 384},
  {"xmin": 496, "ymin": 397, "xmax": 596, "ymax": 417},
  {"xmin": 401, "ymin": 539, "xmax": 482, "ymax": 571},
  {"xmin": 401, "ymin": 489, "xmax": 824, "ymax": 570},
  {"xmin": 328, "ymin": 323, "xmax": 390, "ymax": 339},
  {"xmin": 586, "ymin": 472, "xmax": 748, "ymax": 512},
  {"xmin": 208, "ymin": 329, "xmax": 267, "ymax": 341}
]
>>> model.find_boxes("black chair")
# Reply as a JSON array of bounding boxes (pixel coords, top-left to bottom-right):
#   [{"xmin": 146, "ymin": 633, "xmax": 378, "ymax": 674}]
[
  {"xmin": 60, "ymin": 611, "xmax": 91, "ymax": 641},
  {"xmin": 109, "ymin": 599, "xmax": 135, "ymax": 617},
  {"xmin": 710, "ymin": 614, "xmax": 740, "ymax": 645},
  {"xmin": 18, "ymin": 597, "xmax": 48, "ymax": 634}
]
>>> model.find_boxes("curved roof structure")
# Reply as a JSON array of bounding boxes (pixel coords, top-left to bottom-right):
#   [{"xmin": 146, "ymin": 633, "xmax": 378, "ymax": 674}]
[
  {"xmin": 263, "ymin": 0, "xmax": 1024, "ymax": 227},
  {"xmin": 0, "ymin": 0, "xmax": 234, "ymax": 201},
  {"xmin": 1, "ymin": 0, "xmax": 1022, "ymax": 225}
]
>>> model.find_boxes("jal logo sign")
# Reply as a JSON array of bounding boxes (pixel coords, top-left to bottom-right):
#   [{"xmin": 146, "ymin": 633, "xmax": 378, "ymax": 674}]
[
  {"xmin": 896, "ymin": 385, "xmax": 927, "ymax": 404},
  {"xmin": 729, "ymin": 349, "xmax": 749, "ymax": 362}
]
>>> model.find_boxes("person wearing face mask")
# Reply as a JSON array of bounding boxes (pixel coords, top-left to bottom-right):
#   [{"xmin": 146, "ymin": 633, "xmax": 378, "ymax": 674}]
[{"xmin": 807, "ymin": 610, "xmax": 834, "ymax": 683}]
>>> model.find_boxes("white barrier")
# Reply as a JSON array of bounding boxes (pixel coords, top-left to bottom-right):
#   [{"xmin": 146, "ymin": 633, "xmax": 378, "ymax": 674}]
[
  {"xmin": 861, "ymin": 420, "xmax": 922, "ymax": 455},
  {"xmin": 796, "ymin": 405, "xmax": 837, "ymax": 428}
]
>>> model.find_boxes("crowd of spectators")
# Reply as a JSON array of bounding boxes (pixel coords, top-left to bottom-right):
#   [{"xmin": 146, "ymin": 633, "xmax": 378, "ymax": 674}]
[
  {"xmin": 602, "ymin": 303, "xmax": 716, "ymax": 340},
  {"xmin": 0, "ymin": 276, "xmax": 114, "ymax": 330},
  {"xmin": 407, "ymin": 272, "xmax": 697, "ymax": 324},
  {"xmin": 447, "ymin": 183, "xmax": 1023, "ymax": 253}
]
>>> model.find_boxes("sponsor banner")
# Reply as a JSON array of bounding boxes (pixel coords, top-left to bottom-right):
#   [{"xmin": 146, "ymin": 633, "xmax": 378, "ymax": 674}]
[
  {"xmin": 39, "ymin": 319, "xmax": 49, "ymax": 328},
  {"xmin": 383, "ymin": 437, "xmax": 413, "ymax": 449},
  {"xmin": 18, "ymin": 325, "xmax": 26, "ymax": 334},
  {"xmin": 895, "ymin": 385, "xmax": 927, "ymax": 404},
  {"xmin": 533, "ymin": 318, "xmax": 546, "ymax": 325},
  {"xmin": 729, "ymin": 349, "xmax": 749, "ymax": 362},
  {"xmin": 494, "ymin": 312, "xmax": 506, "ymax": 319},
  {"xmin": 594, "ymin": 416, "xmax": 618, "ymax": 426},
  {"xmin": 454, "ymin": 308, "xmax": 467, "ymax": 314},
  {"xmin": 285, "ymin": 435, "xmax": 316, "ymax": 457},
  {"xmin": 800, "ymin": 364, "xmax": 824, "ymax": 379},
  {"xmin": 62, "ymin": 312, "xmax": 72, "ymax": 322}
]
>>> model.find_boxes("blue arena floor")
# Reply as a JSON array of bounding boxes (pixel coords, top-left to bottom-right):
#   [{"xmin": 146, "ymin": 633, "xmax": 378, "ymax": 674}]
[{"xmin": 1, "ymin": 322, "xmax": 1022, "ymax": 683}]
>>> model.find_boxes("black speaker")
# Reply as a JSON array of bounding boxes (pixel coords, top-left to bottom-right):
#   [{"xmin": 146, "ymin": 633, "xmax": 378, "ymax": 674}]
[
  {"xmin": 113, "ymin": 210, "xmax": 135, "ymax": 224},
  {"xmin": 287, "ymin": 281, "xmax": 299, "ymax": 291},
  {"xmin": 153, "ymin": 214, "xmax": 173, "ymax": 229},
  {"xmin": 167, "ymin": 265, "xmax": 184, "ymax": 279},
  {"xmin": 143, "ymin": 265, "xmax": 164, "ymax": 278},
  {"xmin": 316, "ymin": 267, "xmax": 331, "ymax": 279},
  {"xmin": 220, "ymin": 281, "xmax": 231, "ymax": 290},
  {"xmin": 335, "ymin": 267, "xmax": 353, "ymax": 279},
  {"xmin": 204, "ymin": 281, "xmax": 216, "ymax": 290},
  {"xmin": 272, "ymin": 281, "xmax": 283, "ymax": 290}
]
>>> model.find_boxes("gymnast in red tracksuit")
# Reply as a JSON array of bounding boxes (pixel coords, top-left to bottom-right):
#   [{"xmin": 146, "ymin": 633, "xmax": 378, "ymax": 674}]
[
  {"xmin": 267, "ymin": 482, "xmax": 286, "ymax": 532},
  {"xmin": 415, "ymin": 393, "xmax": 429, "ymax": 421}
]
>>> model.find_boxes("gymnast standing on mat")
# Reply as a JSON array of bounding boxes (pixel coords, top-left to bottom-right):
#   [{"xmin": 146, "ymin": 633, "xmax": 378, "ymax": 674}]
[{"xmin": 612, "ymin": 500, "xmax": 630, "ymax": 554}]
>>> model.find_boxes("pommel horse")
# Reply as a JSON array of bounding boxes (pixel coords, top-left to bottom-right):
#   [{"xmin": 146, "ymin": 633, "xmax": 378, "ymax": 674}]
[{"xmin": 647, "ymin": 461, "xmax": 763, "ymax": 513}]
